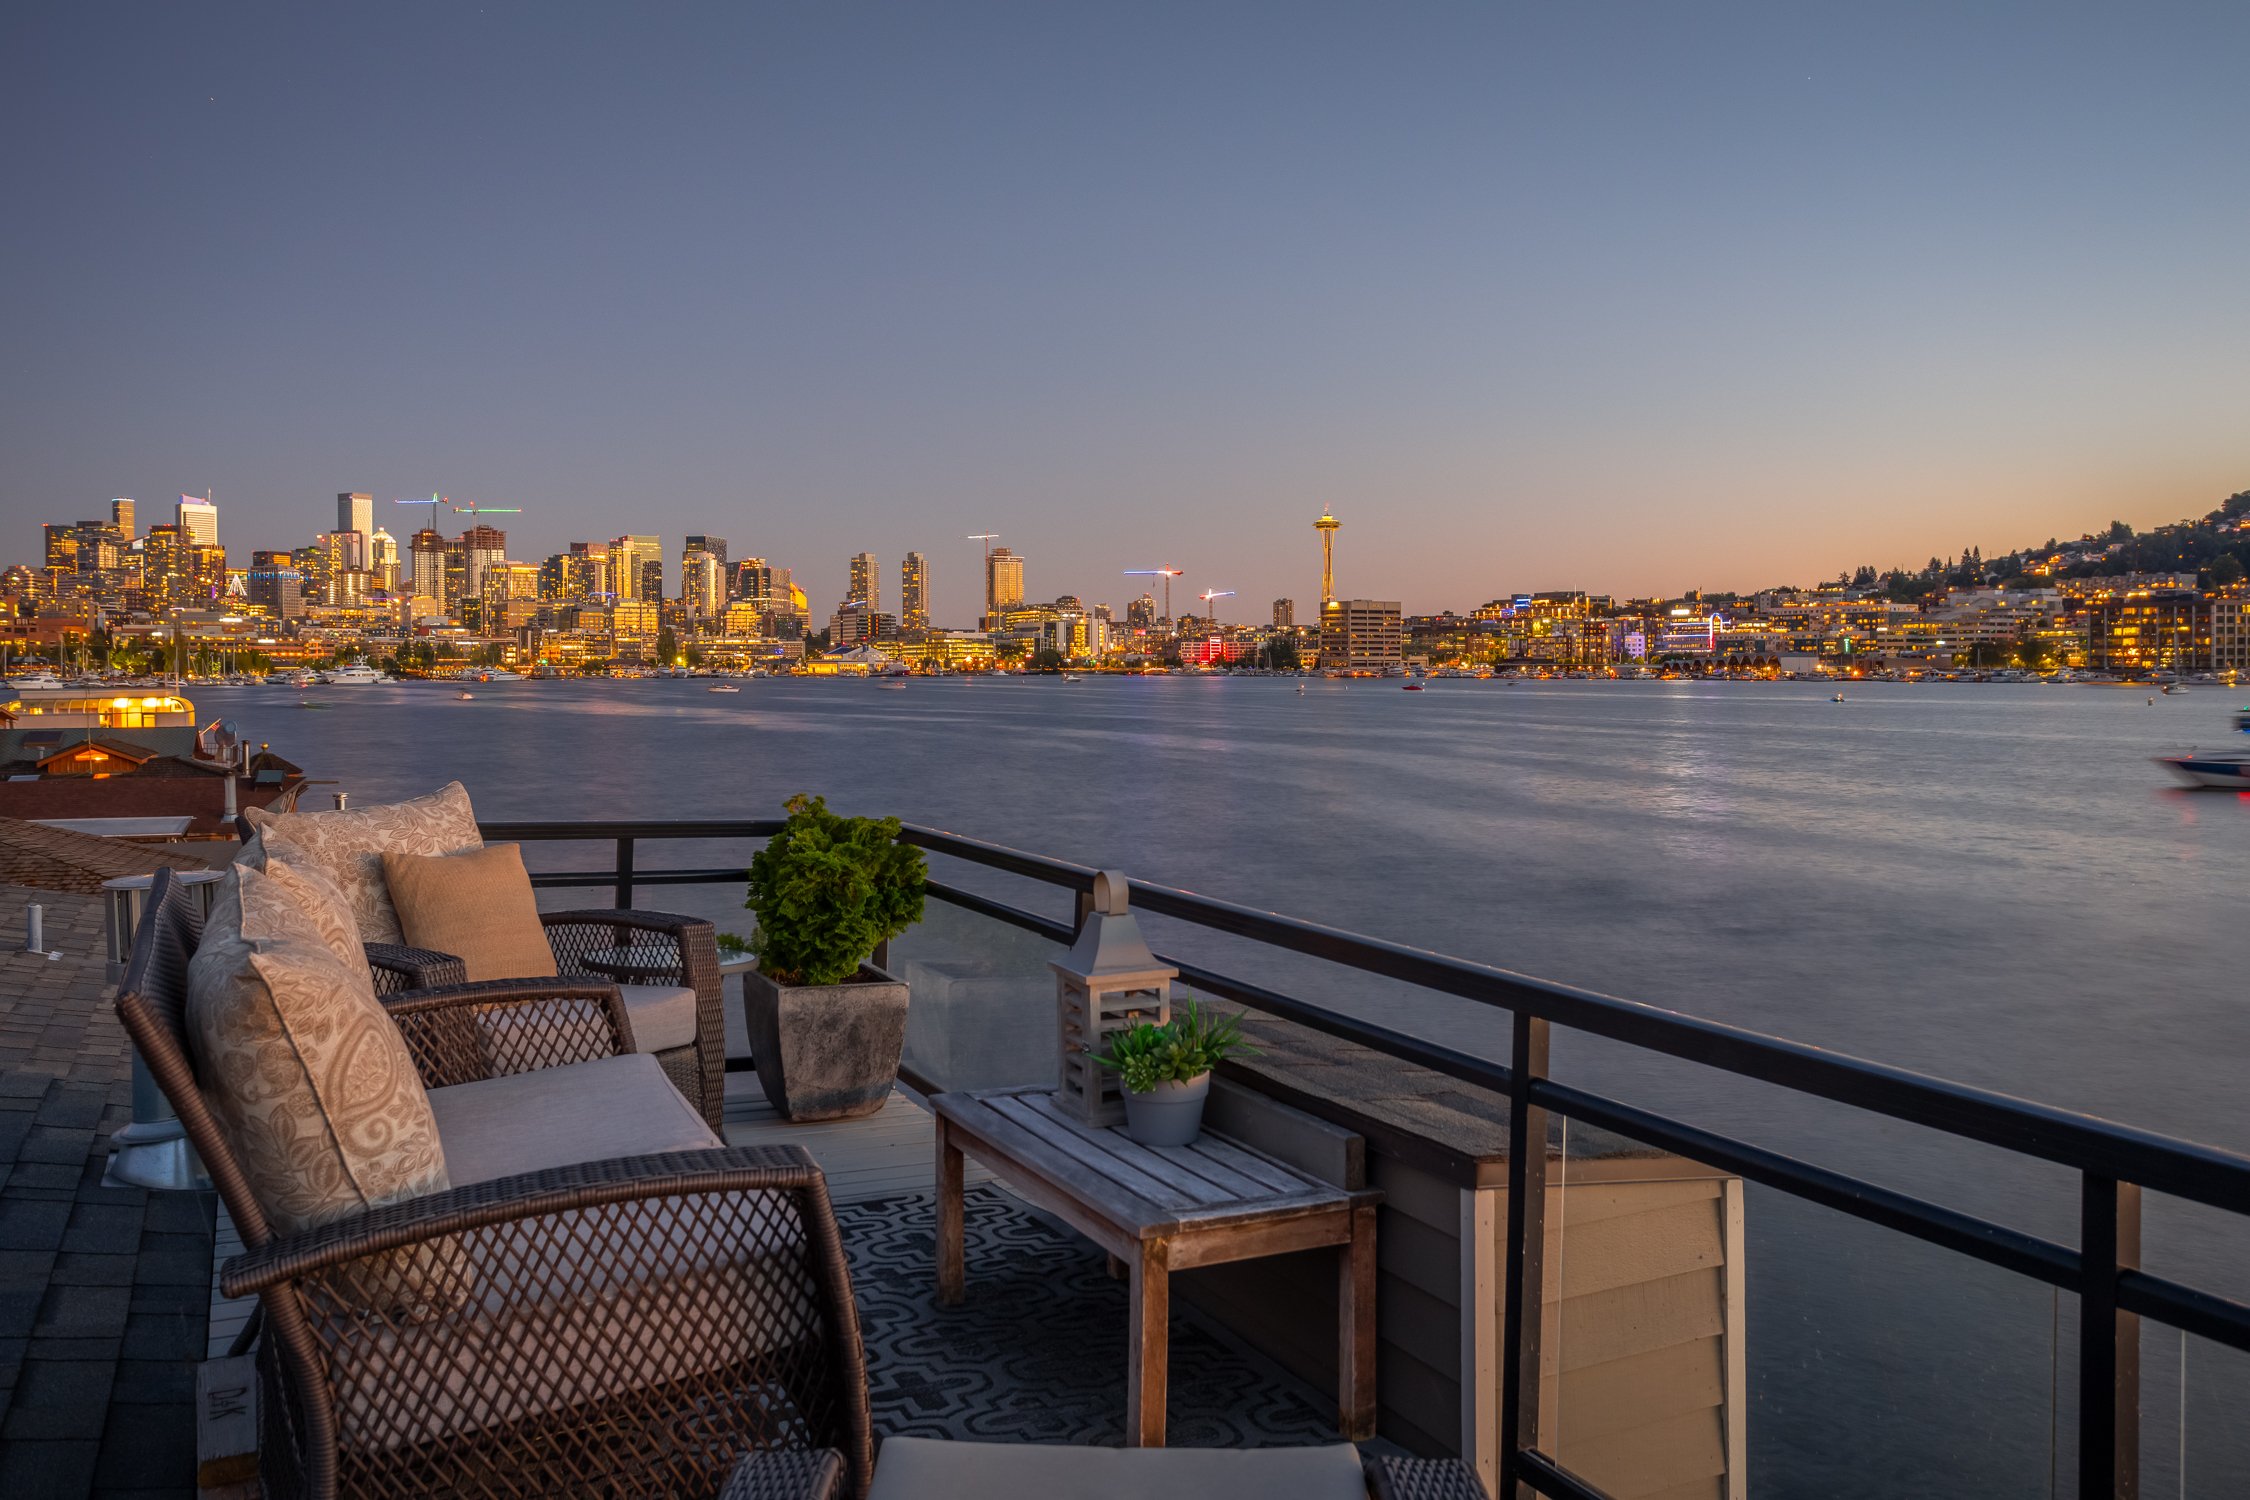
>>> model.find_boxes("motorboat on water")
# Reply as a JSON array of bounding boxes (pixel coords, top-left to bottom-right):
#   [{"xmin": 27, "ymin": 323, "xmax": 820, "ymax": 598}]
[
  {"xmin": 1402, "ymin": 681, "xmax": 1425, "ymax": 691},
  {"xmin": 707, "ymin": 683, "xmax": 741, "ymax": 693},
  {"xmin": 457, "ymin": 691, "xmax": 476, "ymax": 701},
  {"xmin": 2154, "ymin": 706, "xmax": 2250, "ymax": 787},
  {"xmin": 321, "ymin": 664, "xmax": 390, "ymax": 685},
  {"xmin": 474, "ymin": 669, "xmax": 524, "ymax": 683}
]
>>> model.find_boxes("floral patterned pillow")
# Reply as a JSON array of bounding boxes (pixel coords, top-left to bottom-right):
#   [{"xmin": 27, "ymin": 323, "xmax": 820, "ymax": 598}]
[
  {"xmin": 187, "ymin": 863, "xmax": 452, "ymax": 1238},
  {"xmin": 241, "ymin": 782, "xmax": 483, "ymax": 944}
]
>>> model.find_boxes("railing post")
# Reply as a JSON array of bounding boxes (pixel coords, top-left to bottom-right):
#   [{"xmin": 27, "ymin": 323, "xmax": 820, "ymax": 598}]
[
  {"xmin": 1498, "ymin": 1012, "xmax": 1550, "ymax": 1500},
  {"xmin": 614, "ymin": 837, "xmax": 636, "ymax": 910},
  {"xmin": 1074, "ymin": 888, "xmax": 1096, "ymax": 939},
  {"xmin": 2079, "ymin": 1174, "xmax": 2142, "ymax": 1499}
]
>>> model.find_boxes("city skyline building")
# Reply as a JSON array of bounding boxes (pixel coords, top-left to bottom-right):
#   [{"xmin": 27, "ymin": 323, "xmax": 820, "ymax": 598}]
[
  {"xmin": 335, "ymin": 492, "xmax": 373, "ymax": 569},
  {"xmin": 177, "ymin": 494, "xmax": 218, "ymax": 549},
  {"xmin": 901, "ymin": 551, "xmax": 928, "ymax": 634},
  {"xmin": 110, "ymin": 498, "xmax": 135, "ymax": 540},
  {"xmin": 848, "ymin": 551, "xmax": 879, "ymax": 614},
  {"xmin": 986, "ymin": 546, "xmax": 1024, "ymax": 623},
  {"xmin": 1319, "ymin": 597, "xmax": 1403, "ymax": 671},
  {"xmin": 1273, "ymin": 598, "xmax": 1294, "ymax": 629}
]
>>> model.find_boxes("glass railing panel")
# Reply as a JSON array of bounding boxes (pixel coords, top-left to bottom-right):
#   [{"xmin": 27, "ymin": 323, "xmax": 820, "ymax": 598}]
[
  {"xmin": 2149, "ymin": 1330, "xmax": 2249, "ymax": 1498},
  {"xmin": 1542, "ymin": 1118, "xmax": 2062, "ymax": 1500},
  {"xmin": 888, "ymin": 895, "xmax": 1067, "ymax": 1095}
]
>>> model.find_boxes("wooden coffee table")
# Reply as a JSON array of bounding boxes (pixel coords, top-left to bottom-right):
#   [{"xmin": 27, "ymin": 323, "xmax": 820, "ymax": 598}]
[{"xmin": 931, "ymin": 1085, "xmax": 1380, "ymax": 1447}]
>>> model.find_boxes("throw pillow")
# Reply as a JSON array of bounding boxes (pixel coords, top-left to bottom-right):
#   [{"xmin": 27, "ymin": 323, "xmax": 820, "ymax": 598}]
[
  {"xmin": 187, "ymin": 864, "xmax": 452, "ymax": 1233},
  {"xmin": 240, "ymin": 781, "xmax": 483, "ymax": 943},
  {"xmin": 382, "ymin": 843, "xmax": 558, "ymax": 983}
]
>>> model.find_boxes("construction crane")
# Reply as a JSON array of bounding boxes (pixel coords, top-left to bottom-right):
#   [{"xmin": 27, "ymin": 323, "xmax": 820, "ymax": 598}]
[
  {"xmin": 1123, "ymin": 566, "xmax": 1184, "ymax": 621},
  {"xmin": 1198, "ymin": 589, "xmax": 1236, "ymax": 623},
  {"xmin": 395, "ymin": 495, "xmax": 526, "ymax": 533}
]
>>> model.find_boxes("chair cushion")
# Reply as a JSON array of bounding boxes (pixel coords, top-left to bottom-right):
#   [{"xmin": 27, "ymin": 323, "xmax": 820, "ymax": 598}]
[
  {"xmin": 616, "ymin": 984, "xmax": 700, "ymax": 1054},
  {"xmin": 865, "ymin": 1439, "xmax": 1369, "ymax": 1500},
  {"xmin": 186, "ymin": 864, "xmax": 451, "ymax": 1233},
  {"xmin": 382, "ymin": 843, "xmax": 558, "ymax": 983},
  {"xmin": 241, "ymin": 781, "xmax": 482, "ymax": 944},
  {"xmin": 427, "ymin": 1053, "xmax": 720, "ymax": 1185}
]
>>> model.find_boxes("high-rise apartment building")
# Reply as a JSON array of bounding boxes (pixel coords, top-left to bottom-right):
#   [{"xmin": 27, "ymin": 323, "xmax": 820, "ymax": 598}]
[
  {"xmin": 177, "ymin": 495, "xmax": 219, "ymax": 548},
  {"xmin": 681, "ymin": 546, "xmax": 724, "ymax": 618},
  {"xmin": 408, "ymin": 528, "xmax": 447, "ymax": 607},
  {"xmin": 368, "ymin": 527, "xmax": 400, "ymax": 591},
  {"xmin": 610, "ymin": 536, "xmax": 661, "ymax": 601},
  {"xmin": 1318, "ymin": 599, "xmax": 1403, "ymax": 671},
  {"xmin": 685, "ymin": 535, "xmax": 727, "ymax": 573},
  {"xmin": 1273, "ymin": 598, "xmax": 1295, "ymax": 629},
  {"xmin": 460, "ymin": 525, "xmax": 508, "ymax": 602},
  {"xmin": 246, "ymin": 551, "xmax": 305, "ymax": 619},
  {"xmin": 1126, "ymin": 593, "xmax": 1156, "ymax": 630},
  {"xmin": 731, "ymin": 557, "xmax": 774, "ymax": 603},
  {"xmin": 901, "ymin": 552, "xmax": 928, "ymax": 634},
  {"xmin": 335, "ymin": 492, "xmax": 374, "ymax": 569},
  {"xmin": 847, "ymin": 552, "xmax": 879, "ymax": 613},
  {"xmin": 985, "ymin": 547, "xmax": 1025, "ymax": 619},
  {"xmin": 110, "ymin": 498, "xmax": 135, "ymax": 540}
]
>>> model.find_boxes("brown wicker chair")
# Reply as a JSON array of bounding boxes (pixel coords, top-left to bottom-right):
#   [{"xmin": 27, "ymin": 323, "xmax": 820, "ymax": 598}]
[{"xmin": 119, "ymin": 868, "xmax": 873, "ymax": 1500}]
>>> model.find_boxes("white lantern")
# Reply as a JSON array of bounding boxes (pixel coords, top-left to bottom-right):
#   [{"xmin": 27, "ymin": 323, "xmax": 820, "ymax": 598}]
[{"xmin": 1051, "ymin": 870, "xmax": 1176, "ymax": 1125}]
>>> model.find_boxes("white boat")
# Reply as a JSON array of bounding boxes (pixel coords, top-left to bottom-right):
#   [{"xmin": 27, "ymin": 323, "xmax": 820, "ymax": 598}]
[
  {"xmin": 320, "ymin": 664, "xmax": 390, "ymax": 685},
  {"xmin": 707, "ymin": 683, "xmax": 741, "ymax": 693},
  {"xmin": 2156, "ymin": 752, "xmax": 2250, "ymax": 788},
  {"xmin": 457, "ymin": 691, "xmax": 476, "ymax": 701},
  {"xmin": 475, "ymin": 669, "xmax": 523, "ymax": 683},
  {"xmin": 3, "ymin": 670, "xmax": 67, "ymax": 691}
]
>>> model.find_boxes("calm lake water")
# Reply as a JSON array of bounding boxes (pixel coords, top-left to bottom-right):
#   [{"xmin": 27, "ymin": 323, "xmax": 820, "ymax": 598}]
[{"xmin": 210, "ymin": 674, "xmax": 2248, "ymax": 1495}]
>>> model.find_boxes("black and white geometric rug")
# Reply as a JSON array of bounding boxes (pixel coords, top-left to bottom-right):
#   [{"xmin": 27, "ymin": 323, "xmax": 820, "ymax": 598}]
[{"xmin": 836, "ymin": 1186, "xmax": 1338, "ymax": 1448}]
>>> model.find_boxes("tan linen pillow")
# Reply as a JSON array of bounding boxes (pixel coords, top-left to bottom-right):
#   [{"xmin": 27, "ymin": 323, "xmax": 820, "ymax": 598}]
[
  {"xmin": 186, "ymin": 864, "xmax": 451, "ymax": 1235},
  {"xmin": 240, "ymin": 781, "xmax": 483, "ymax": 944},
  {"xmin": 383, "ymin": 844, "xmax": 558, "ymax": 983}
]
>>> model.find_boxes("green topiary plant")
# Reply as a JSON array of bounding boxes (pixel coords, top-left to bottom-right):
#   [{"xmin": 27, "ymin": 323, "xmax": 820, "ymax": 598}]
[{"xmin": 745, "ymin": 794, "xmax": 927, "ymax": 986}]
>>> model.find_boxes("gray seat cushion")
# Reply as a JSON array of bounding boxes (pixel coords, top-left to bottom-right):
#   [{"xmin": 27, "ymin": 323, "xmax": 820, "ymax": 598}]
[
  {"xmin": 428, "ymin": 1053, "xmax": 720, "ymax": 1186},
  {"xmin": 866, "ymin": 1439, "xmax": 1369, "ymax": 1500},
  {"xmin": 616, "ymin": 983, "xmax": 700, "ymax": 1054}
]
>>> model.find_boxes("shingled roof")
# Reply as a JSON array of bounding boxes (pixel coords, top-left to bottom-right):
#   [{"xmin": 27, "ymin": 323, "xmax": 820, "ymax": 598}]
[{"xmin": 0, "ymin": 816, "xmax": 217, "ymax": 894}]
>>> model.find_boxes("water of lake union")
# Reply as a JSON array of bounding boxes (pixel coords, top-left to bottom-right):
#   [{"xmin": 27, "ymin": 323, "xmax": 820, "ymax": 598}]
[{"xmin": 230, "ymin": 674, "xmax": 2248, "ymax": 1495}]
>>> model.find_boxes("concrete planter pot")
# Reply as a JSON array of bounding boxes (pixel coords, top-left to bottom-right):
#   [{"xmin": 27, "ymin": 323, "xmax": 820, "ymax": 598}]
[
  {"xmin": 1121, "ymin": 1071, "xmax": 1212, "ymax": 1147},
  {"xmin": 741, "ymin": 963, "xmax": 909, "ymax": 1122}
]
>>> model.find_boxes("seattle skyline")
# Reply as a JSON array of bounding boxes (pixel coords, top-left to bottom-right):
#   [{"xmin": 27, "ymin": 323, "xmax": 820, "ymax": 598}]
[{"xmin": 6, "ymin": 4, "xmax": 2248, "ymax": 612}]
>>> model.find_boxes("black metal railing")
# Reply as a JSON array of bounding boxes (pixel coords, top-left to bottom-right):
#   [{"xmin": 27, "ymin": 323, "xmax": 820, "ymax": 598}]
[{"xmin": 482, "ymin": 817, "xmax": 2250, "ymax": 1500}]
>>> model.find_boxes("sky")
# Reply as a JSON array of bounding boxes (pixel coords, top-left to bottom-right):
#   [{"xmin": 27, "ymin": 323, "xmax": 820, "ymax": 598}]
[{"xmin": 4, "ymin": 2, "xmax": 2247, "ymax": 623}]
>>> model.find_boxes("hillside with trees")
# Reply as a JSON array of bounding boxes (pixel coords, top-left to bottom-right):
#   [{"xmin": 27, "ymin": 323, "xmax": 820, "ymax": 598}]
[{"xmin": 1825, "ymin": 488, "xmax": 2250, "ymax": 601}]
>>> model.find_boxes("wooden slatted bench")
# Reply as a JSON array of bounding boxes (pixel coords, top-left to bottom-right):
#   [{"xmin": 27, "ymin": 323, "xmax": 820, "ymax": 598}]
[{"xmin": 932, "ymin": 1085, "xmax": 1381, "ymax": 1447}]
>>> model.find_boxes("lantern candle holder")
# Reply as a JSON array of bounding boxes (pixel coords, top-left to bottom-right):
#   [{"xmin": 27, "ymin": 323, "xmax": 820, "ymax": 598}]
[{"xmin": 1051, "ymin": 869, "xmax": 1176, "ymax": 1126}]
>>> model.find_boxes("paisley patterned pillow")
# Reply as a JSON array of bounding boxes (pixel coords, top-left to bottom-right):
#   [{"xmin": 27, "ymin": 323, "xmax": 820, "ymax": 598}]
[
  {"xmin": 256, "ymin": 856, "xmax": 364, "ymax": 973},
  {"xmin": 187, "ymin": 864, "xmax": 451, "ymax": 1238},
  {"xmin": 241, "ymin": 781, "xmax": 483, "ymax": 944}
]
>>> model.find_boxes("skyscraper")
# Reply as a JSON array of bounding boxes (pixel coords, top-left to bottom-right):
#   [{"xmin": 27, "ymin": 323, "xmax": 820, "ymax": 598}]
[
  {"xmin": 460, "ymin": 524, "xmax": 508, "ymax": 601},
  {"xmin": 409, "ymin": 528, "xmax": 447, "ymax": 605},
  {"xmin": 686, "ymin": 535, "xmax": 728, "ymax": 574},
  {"xmin": 1314, "ymin": 511, "xmax": 1341, "ymax": 606},
  {"xmin": 610, "ymin": 536, "xmax": 661, "ymax": 600},
  {"xmin": 369, "ymin": 527, "xmax": 400, "ymax": 591},
  {"xmin": 985, "ymin": 547, "xmax": 1024, "ymax": 618},
  {"xmin": 901, "ymin": 551, "xmax": 928, "ymax": 634},
  {"xmin": 178, "ymin": 494, "xmax": 219, "ymax": 548},
  {"xmin": 1273, "ymin": 598, "xmax": 1295, "ymax": 629},
  {"xmin": 681, "ymin": 545, "xmax": 723, "ymax": 617},
  {"xmin": 731, "ymin": 557, "xmax": 774, "ymax": 603},
  {"xmin": 110, "ymin": 498, "xmax": 135, "ymax": 540},
  {"xmin": 336, "ymin": 493, "xmax": 373, "ymax": 539},
  {"xmin": 848, "ymin": 552, "xmax": 879, "ymax": 613}
]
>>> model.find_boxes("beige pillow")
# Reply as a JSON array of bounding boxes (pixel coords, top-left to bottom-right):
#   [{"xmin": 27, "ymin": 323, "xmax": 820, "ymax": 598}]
[
  {"xmin": 241, "ymin": 782, "xmax": 482, "ymax": 944},
  {"xmin": 186, "ymin": 864, "xmax": 451, "ymax": 1236},
  {"xmin": 382, "ymin": 844, "xmax": 557, "ymax": 983},
  {"xmin": 255, "ymin": 856, "xmax": 365, "ymax": 973}
]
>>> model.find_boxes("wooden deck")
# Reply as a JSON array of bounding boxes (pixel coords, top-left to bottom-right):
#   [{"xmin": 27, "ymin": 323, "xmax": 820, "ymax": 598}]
[{"xmin": 209, "ymin": 1069, "xmax": 989, "ymax": 1357}]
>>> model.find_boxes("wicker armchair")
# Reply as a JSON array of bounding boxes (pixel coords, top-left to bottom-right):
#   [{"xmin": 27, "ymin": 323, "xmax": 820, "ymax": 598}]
[
  {"xmin": 231, "ymin": 814, "xmax": 727, "ymax": 1129},
  {"xmin": 118, "ymin": 869, "xmax": 874, "ymax": 1500}
]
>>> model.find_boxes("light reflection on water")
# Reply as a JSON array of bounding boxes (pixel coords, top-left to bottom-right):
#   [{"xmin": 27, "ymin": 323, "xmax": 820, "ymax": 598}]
[{"xmin": 213, "ymin": 674, "xmax": 2248, "ymax": 1493}]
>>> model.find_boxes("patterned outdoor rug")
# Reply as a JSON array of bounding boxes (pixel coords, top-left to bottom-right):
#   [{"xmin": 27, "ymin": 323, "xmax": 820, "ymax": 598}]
[{"xmin": 836, "ymin": 1185, "xmax": 1337, "ymax": 1447}]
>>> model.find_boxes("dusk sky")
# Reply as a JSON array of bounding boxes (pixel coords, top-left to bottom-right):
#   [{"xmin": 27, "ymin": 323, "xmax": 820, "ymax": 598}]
[{"xmin": 5, "ymin": 3, "xmax": 2247, "ymax": 622}]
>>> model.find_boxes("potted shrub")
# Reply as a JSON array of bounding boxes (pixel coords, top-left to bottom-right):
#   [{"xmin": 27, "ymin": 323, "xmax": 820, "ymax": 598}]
[
  {"xmin": 740, "ymin": 794, "xmax": 926, "ymax": 1121},
  {"xmin": 1093, "ymin": 996, "xmax": 1256, "ymax": 1146}
]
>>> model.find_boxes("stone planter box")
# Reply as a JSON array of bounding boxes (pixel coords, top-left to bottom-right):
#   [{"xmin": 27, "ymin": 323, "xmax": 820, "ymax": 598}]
[{"xmin": 740, "ymin": 963, "xmax": 910, "ymax": 1121}]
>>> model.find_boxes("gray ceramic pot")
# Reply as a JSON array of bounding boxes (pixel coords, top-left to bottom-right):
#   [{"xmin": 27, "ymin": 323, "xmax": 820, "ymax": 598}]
[
  {"xmin": 1121, "ymin": 1072, "xmax": 1212, "ymax": 1147},
  {"xmin": 741, "ymin": 962, "xmax": 909, "ymax": 1122}
]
